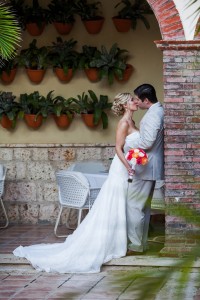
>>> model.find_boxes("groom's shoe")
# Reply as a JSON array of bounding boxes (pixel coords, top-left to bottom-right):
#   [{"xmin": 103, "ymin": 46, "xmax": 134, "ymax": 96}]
[{"xmin": 126, "ymin": 249, "xmax": 145, "ymax": 256}]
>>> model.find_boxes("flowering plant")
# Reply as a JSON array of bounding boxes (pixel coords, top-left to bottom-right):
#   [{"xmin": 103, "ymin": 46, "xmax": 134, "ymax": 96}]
[{"xmin": 125, "ymin": 148, "xmax": 148, "ymax": 182}]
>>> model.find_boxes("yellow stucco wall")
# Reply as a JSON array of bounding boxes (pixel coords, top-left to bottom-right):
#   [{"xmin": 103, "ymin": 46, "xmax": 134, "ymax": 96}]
[{"xmin": 0, "ymin": 0, "xmax": 163, "ymax": 144}]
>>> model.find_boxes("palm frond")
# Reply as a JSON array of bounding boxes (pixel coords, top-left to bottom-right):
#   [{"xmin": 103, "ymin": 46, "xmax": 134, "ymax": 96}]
[{"xmin": 0, "ymin": 2, "xmax": 21, "ymax": 63}]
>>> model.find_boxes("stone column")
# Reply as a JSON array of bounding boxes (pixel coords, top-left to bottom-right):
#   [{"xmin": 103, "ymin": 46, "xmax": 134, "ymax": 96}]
[{"xmin": 155, "ymin": 40, "xmax": 200, "ymax": 256}]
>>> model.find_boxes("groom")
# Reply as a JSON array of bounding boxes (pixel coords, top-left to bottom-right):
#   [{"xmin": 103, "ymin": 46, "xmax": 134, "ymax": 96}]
[{"xmin": 127, "ymin": 83, "xmax": 164, "ymax": 253}]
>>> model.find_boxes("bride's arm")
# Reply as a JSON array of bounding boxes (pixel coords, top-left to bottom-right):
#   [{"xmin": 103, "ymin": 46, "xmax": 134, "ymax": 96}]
[{"xmin": 115, "ymin": 121, "xmax": 132, "ymax": 173}]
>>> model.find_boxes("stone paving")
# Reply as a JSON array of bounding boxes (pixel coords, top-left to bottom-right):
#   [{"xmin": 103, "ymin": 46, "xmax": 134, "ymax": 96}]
[{"xmin": 0, "ymin": 225, "xmax": 200, "ymax": 300}]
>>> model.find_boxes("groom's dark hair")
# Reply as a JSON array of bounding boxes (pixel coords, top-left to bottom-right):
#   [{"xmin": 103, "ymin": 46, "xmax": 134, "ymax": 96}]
[{"xmin": 134, "ymin": 84, "xmax": 158, "ymax": 103}]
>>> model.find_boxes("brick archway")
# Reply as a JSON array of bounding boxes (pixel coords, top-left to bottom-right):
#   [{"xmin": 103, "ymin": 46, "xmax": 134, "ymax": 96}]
[
  {"xmin": 145, "ymin": 0, "xmax": 200, "ymax": 255},
  {"xmin": 147, "ymin": 0, "xmax": 185, "ymax": 40},
  {"xmin": 147, "ymin": 0, "xmax": 200, "ymax": 41}
]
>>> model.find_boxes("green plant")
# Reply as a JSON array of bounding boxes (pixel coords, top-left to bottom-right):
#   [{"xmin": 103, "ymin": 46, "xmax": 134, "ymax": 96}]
[
  {"xmin": 19, "ymin": 91, "xmax": 52, "ymax": 118},
  {"xmin": 0, "ymin": 91, "xmax": 20, "ymax": 127},
  {"xmin": 53, "ymin": 98, "xmax": 79, "ymax": 117},
  {"xmin": 0, "ymin": 56, "xmax": 18, "ymax": 76},
  {"xmin": 48, "ymin": 37, "xmax": 79, "ymax": 74},
  {"xmin": 23, "ymin": 0, "xmax": 48, "ymax": 27},
  {"xmin": 8, "ymin": 0, "xmax": 26, "ymax": 30},
  {"xmin": 79, "ymin": 45, "xmax": 101, "ymax": 69},
  {"xmin": 46, "ymin": 91, "xmax": 79, "ymax": 118},
  {"xmin": 18, "ymin": 39, "xmax": 49, "ymax": 70},
  {"xmin": 114, "ymin": 0, "xmax": 153, "ymax": 30},
  {"xmin": 89, "ymin": 43, "xmax": 129, "ymax": 85},
  {"xmin": 0, "ymin": 2, "xmax": 21, "ymax": 61},
  {"xmin": 47, "ymin": 0, "xmax": 75, "ymax": 24},
  {"xmin": 74, "ymin": 0, "xmax": 103, "ymax": 20},
  {"xmin": 72, "ymin": 90, "xmax": 112, "ymax": 129}
]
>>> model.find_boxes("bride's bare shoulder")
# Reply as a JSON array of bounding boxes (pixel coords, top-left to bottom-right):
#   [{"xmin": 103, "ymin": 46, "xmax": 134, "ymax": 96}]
[
  {"xmin": 117, "ymin": 118, "xmax": 129, "ymax": 130},
  {"xmin": 118, "ymin": 117, "xmax": 129, "ymax": 126}
]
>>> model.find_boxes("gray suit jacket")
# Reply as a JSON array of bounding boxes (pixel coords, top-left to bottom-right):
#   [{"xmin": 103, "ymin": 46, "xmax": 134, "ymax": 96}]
[{"xmin": 135, "ymin": 102, "xmax": 164, "ymax": 180}]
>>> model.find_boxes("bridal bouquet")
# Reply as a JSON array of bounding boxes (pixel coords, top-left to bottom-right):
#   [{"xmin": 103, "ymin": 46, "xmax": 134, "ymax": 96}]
[{"xmin": 125, "ymin": 148, "xmax": 148, "ymax": 182}]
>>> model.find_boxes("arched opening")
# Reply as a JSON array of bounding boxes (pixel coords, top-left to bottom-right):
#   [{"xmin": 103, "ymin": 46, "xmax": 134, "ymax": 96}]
[{"xmin": 147, "ymin": 0, "xmax": 185, "ymax": 40}]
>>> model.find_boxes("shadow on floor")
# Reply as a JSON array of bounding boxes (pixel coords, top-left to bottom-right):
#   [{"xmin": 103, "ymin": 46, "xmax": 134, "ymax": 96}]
[{"xmin": 0, "ymin": 214, "xmax": 165, "ymax": 255}]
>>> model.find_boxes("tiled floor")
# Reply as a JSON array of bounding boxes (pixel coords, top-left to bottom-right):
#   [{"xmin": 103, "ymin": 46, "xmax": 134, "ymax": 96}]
[
  {"xmin": 0, "ymin": 215, "xmax": 165, "ymax": 255},
  {"xmin": 1, "ymin": 220, "xmax": 199, "ymax": 300},
  {"xmin": 0, "ymin": 224, "xmax": 71, "ymax": 254}
]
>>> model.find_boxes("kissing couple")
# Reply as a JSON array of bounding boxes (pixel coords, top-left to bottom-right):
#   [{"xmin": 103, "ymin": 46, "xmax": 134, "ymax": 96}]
[{"xmin": 13, "ymin": 83, "xmax": 164, "ymax": 274}]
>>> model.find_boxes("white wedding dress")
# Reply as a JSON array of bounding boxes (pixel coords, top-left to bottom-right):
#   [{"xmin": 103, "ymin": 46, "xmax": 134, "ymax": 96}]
[{"xmin": 13, "ymin": 131, "xmax": 140, "ymax": 273}]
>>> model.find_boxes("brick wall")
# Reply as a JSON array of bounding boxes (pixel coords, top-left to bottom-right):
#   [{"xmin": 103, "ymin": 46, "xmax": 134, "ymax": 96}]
[
  {"xmin": 156, "ymin": 41, "xmax": 200, "ymax": 255},
  {"xmin": 0, "ymin": 144, "xmax": 115, "ymax": 225}
]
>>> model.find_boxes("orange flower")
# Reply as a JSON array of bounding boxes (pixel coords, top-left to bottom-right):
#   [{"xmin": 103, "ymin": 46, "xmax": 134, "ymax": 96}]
[{"xmin": 141, "ymin": 157, "xmax": 148, "ymax": 165}]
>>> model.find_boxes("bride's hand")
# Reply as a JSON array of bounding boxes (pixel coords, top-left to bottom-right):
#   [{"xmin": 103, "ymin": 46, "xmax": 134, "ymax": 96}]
[{"xmin": 128, "ymin": 167, "xmax": 135, "ymax": 175}]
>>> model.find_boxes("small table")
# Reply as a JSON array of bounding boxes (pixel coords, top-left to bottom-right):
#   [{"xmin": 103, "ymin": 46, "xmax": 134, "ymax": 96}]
[
  {"xmin": 83, "ymin": 172, "xmax": 108, "ymax": 189},
  {"xmin": 81, "ymin": 172, "xmax": 108, "ymax": 208}
]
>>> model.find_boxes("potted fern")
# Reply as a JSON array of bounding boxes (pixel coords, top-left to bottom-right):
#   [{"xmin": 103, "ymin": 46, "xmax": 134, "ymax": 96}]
[
  {"xmin": 48, "ymin": 37, "xmax": 79, "ymax": 82},
  {"xmin": 112, "ymin": 0, "xmax": 153, "ymax": 32},
  {"xmin": 47, "ymin": 0, "xmax": 76, "ymax": 35},
  {"xmin": 19, "ymin": 91, "xmax": 51, "ymax": 129},
  {"xmin": 48, "ymin": 91, "xmax": 79, "ymax": 129},
  {"xmin": 18, "ymin": 39, "xmax": 49, "ymax": 84},
  {"xmin": 79, "ymin": 45, "xmax": 101, "ymax": 82},
  {"xmin": 74, "ymin": 0, "xmax": 104, "ymax": 34},
  {"xmin": 0, "ymin": 91, "xmax": 20, "ymax": 129},
  {"xmin": 72, "ymin": 90, "xmax": 112, "ymax": 129},
  {"xmin": 0, "ymin": 56, "xmax": 18, "ymax": 84},
  {"xmin": 23, "ymin": 0, "xmax": 48, "ymax": 36},
  {"xmin": 89, "ymin": 43, "xmax": 133, "ymax": 85}
]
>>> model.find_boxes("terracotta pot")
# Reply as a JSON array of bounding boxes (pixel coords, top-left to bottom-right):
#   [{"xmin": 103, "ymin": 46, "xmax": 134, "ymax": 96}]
[
  {"xmin": 53, "ymin": 22, "xmax": 73, "ymax": 35},
  {"xmin": 112, "ymin": 17, "xmax": 132, "ymax": 32},
  {"xmin": 1, "ymin": 68, "xmax": 17, "ymax": 84},
  {"xmin": 54, "ymin": 68, "xmax": 73, "ymax": 82},
  {"xmin": 26, "ymin": 69, "xmax": 46, "ymax": 84},
  {"xmin": 84, "ymin": 68, "xmax": 100, "ymax": 82},
  {"xmin": 115, "ymin": 64, "xmax": 134, "ymax": 82},
  {"xmin": 26, "ymin": 22, "xmax": 45, "ymax": 36},
  {"xmin": 0, "ymin": 115, "xmax": 13, "ymax": 129},
  {"xmin": 24, "ymin": 114, "xmax": 43, "ymax": 129},
  {"xmin": 81, "ymin": 114, "xmax": 100, "ymax": 128},
  {"xmin": 83, "ymin": 18, "xmax": 104, "ymax": 34},
  {"xmin": 53, "ymin": 114, "xmax": 73, "ymax": 129}
]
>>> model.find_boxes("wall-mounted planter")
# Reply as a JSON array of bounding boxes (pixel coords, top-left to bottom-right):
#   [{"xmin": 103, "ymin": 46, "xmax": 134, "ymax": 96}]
[
  {"xmin": 1, "ymin": 68, "xmax": 17, "ymax": 84},
  {"xmin": 81, "ymin": 113, "xmax": 100, "ymax": 128},
  {"xmin": 115, "ymin": 64, "xmax": 134, "ymax": 82},
  {"xmin": 26, "ymin": 69, "xmax": 46, "ymax": 84},
  {"xmin": 112, "ymin": 17, "xmax": 132, "ymax": 32},
  {"xmin": 26, "ymin": 22, "xmax": 46, "ymax": 36},
  {"xmin": 54, "ymin": 68, "xmax": 73, "ymax": 82},
  {"xmin": 53, "ymin": 22, "xmax": 74, "ymax": 35},
  {"xmin": 84, "ymin": 68, "xmax": 100, "ymax": 82},
  {"xmin": 83, "ymin": 18, "xmax": 104, "ymax": 34},
  {"xmin": 24, "ymin": 114, "xmax": 43, "ymax": 129},
  {"xmin": 53, "ymin": 114, "xmax": 73, "ymax": 129},
  {"xmin": 0, "ymin": 115, "xmax": 13, "ymax": 129}
]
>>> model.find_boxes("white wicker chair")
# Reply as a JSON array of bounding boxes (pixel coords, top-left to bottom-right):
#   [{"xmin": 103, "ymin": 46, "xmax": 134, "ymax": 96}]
[
  {"xmin": 54, "ymin": 171, "xmax": 101, "ymax": 237},
  {"xmin": 0, "ymin": 165, "xmax": 8, "ymax": 229}
]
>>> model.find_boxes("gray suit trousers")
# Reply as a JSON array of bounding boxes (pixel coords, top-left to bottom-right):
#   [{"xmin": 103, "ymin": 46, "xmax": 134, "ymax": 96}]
[{"xmin": 127, "ymin": 179, "xmax": 155, "ymax": 252}]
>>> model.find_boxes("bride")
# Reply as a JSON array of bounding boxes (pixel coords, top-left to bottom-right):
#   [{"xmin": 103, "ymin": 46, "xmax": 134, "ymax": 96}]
[{"xmin": 13, "ymin": 93, "xmax": 140, "ymax": 273}]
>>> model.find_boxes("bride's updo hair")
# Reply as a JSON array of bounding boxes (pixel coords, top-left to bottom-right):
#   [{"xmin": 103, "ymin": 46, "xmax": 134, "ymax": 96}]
[{"xmin": 112, "ymin": 93, "xmax": 132, "ymax": 116}]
